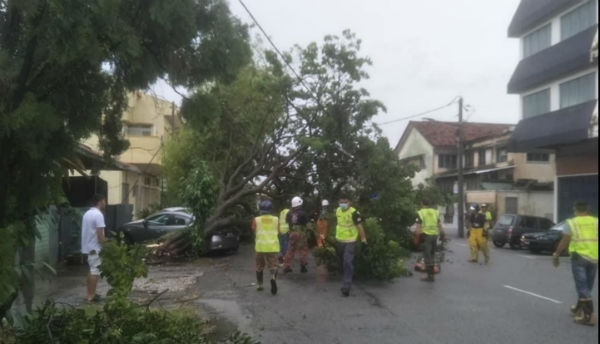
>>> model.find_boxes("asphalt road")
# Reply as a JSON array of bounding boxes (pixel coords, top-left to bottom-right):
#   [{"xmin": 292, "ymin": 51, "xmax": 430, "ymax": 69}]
[{"xmin": 203, "ymin": 230, "xmax": 598, "ymax": 344}]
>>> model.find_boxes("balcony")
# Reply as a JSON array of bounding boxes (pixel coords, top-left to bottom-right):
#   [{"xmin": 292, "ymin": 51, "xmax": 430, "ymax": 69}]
[{"xmin": 508, "ymin": 26, "xmax": 597, "ymax": 94}]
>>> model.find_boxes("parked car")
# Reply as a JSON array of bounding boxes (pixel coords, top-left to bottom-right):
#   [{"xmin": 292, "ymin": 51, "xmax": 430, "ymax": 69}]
[
  {"xmin": 521, "ymin": 222, "xmax": 567, "ymax": 254},
  {"xmin": 119, "ymin": 210, "xmax": 240, "ymax": 253},
  {"xmin": 491, "ymin": 214, "xmax": 554, "ymax": 249}
]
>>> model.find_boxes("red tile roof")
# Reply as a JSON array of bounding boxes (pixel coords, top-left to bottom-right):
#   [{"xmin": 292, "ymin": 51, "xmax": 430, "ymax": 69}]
[{"xmin": 411, "ymin": 121, "xmax": 513, "ymax": 148}]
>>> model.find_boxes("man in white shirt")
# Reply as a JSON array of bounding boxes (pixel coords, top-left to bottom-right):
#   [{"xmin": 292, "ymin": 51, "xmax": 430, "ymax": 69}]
[{"xmin": 81, "ymin": 194, "xmax": 106, "ymax": 303}]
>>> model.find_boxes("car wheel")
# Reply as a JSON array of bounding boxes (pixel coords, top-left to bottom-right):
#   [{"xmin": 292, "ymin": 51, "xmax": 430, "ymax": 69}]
[
  {"xmin": 493, "ymin": 240, "xmax": 505, "ymax": 248},
  {"xmin": 529, "ymin": 248, "xmax": 541, "ymax": 254},
  {"xmin": 509, "ymin": 242, "xmax": 521, "ymax": 250}
]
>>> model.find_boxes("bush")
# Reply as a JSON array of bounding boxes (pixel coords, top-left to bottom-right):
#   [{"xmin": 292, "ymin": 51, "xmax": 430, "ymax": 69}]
[
  {"xmin": 12, "ymin": 236, "xmax": 259, "ymax": 344},
  {"xmin": 314, "ymin": 217, "xmax": 410, "ymax": 280}
]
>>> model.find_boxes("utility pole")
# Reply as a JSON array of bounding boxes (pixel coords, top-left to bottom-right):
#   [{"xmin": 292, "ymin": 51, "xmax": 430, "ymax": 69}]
[{"xmin": 457, "ymin": 97, "xmax": 465, "ymax": 238}]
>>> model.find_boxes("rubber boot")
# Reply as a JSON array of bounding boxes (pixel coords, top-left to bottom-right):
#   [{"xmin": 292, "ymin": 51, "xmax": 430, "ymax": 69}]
[
  {"xmin": 571, "ymin": 299, "xmax": 583, "ymax": 316},
  {"xmin": 421, "ymin": 266, "xmax": 435, "ymax": 282},
  {"xmin": 256, "ymin": 271, "xmax": 264, "ymax": 291},
  {"xmin": 270, "ymin": 269, "xmax": 278, "ymax": 295},
  {"xmin": 574, "ymin": 299, "xmax": 596, "ymax": 326}
]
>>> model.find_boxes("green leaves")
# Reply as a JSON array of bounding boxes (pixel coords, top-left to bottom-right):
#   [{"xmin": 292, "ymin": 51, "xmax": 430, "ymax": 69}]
[{"xmin": 99, "ymin": 237, "xmax": 148, "ymax": 300}]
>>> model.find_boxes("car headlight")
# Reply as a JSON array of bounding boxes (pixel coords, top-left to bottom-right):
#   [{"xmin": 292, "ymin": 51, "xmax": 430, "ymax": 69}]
[{"xmin": 211, "ymin": 235, "xmax": 222, "ymax": 243}]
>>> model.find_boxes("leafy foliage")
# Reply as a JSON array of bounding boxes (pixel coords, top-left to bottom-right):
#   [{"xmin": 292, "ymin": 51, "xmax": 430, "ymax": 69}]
[
  {"xmin": 180, "ymin": 160, "xmax": 219, "ymax": 253},
  {"xmin": 1, "ymin": 0, "xmax": 251, "ymax": 317},
  {"xmin": 99, "ymin": 238, "xmax": 148, "ymax": 300}
]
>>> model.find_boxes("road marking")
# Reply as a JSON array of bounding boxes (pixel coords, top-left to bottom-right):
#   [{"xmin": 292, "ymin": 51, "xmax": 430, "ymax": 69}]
[{"xmin": 503, "ymin": 285, "xmax": 562, "ymax": 304}]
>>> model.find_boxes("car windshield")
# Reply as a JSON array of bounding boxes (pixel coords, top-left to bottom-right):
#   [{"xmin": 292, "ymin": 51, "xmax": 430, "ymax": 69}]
[{"xmin": 497, "ymin": 215, "xmax": 515, "ymax": 226}]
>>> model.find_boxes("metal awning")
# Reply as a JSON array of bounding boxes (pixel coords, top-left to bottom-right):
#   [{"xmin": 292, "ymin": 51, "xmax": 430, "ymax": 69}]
[
  {"xmin": 74, "ymin": 145, "xmax": 141, "ymax": 173},
  {"xmin": 507, "ymin": 100, "xmax": 596, "ymax": 152},
  {"xmin": 435, "ymin": 165, "xmax": 514, "ymax": 178}
]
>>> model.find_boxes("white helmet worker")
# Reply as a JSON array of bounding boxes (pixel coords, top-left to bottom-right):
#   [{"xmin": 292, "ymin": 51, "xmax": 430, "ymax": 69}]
[
  {"xmin": 291, "ymin": 196, "xmax": 303, "ymax": 208},
  {"xmin": 321, "ymin": 199, "xmax": 330, "ymax": 207}
]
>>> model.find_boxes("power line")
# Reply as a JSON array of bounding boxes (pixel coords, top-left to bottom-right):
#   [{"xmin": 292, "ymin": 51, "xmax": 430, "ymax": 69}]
[
  {"xmin": 375, "ymin": 97, "xmax": 459, "ymax": 126},
  {"xmin": 237, "ymin": 0, "xmax": 317, "ymax": 99}
]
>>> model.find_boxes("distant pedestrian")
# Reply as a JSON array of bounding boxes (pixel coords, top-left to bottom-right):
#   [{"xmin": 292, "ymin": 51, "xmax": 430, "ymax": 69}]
[
  {"xmin": 553, "ymin": 201, "xmax": 598, "ymax": 326},
  {"xmin": 81, "ymin": 194, "xmax": 107, "ymax": 303},
  {"xmin": 316, "ymin": 199, "xmax": 331, "ymax": 248},
  {"xmin": 481, "ymin": 203, "xmax": 493, "ymax": 228},
  {"xmin": 335, "ymin": 196, "xmax": 367, "ymax": 296},
  {"xmin": 278, "ymin": 207, "xmax": 290, "ymax": 264},
  {"xmin": 415, "ymin": 199, "xmax": 444, "ymax": 282},
  {"xmin": 252, "ymin": 200, "xmax": 280, "ymax": 295},
  {"xmin": 468, "ymin": 204, "xmax": 490, "ymax": 264},
  {"xmin": 283, "ymin": 196, "xmax": 309, "ymax": 273}
]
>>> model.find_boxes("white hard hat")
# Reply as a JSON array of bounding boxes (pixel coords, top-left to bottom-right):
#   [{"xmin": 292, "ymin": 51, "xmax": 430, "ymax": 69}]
[
  {"xmin": 321, "ymin": 199, "xmax": 329, "ymax": 207},
  {"xmin": 291, "ymin": 196, "xmax": 303, "ymax": 208}
]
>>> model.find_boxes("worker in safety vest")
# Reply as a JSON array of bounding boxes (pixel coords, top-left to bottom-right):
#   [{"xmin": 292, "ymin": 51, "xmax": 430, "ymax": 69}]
[
  {"xmin": 283, "ymin": 196, "xmax": 309, "ymax": 273},
  {"xmin": 415, "ymin": 198, "xmax": 444, "ymax": 282},
  {"xmin": 481, "ymin": 203, "xmax": 493, "ymax": 228},
  {"xmin": 335, "ymin": 196, "xmax": 367, "ymax": 297},
  {"xmin": 252, "ymin": 200, "xmax": 280, "ymax": 295},
  {"xmin": 553, "ymin": 201, "xmax": 598, "ymax": 326},
  {"xmin": 468, "ymin": 204, "xmax": 490, "ymax": 264},
  {"xmin": 316, "ymin": 199, "xmax": 331, "ymax": 248},
  {"xmin": 278, "ymin": 207, "xmax": 290, "ymax": 264}
]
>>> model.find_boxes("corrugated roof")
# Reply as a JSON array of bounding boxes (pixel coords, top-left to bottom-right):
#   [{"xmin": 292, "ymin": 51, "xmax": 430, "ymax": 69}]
[{"xmin": 410, "ymin": 121, "xmax": 514, "ymax": 148}]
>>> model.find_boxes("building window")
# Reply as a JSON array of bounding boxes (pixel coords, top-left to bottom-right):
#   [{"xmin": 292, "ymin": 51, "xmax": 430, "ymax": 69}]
[
  {"xmin": 523, "ymin": 24, "xmax": 551, "ymax": 58},
  {"xmin": 559, "ymin": 72, "xmax": 597, "ymax": 109},
  {"xmin": 497, "ymin": 148, "xmax": 508, "ymax": 163},
  {"xmin": 126, "ymin": 124, "xmax": 153, "ymax": 136},
  {"xmin": 527, "ymin": 152, "xmax": 550, "ymax": 162},
  {"xmin": 478, "ymin": 149, "xmax": 486, "ymax": 166},
  {"xmin": 465, "ymin": 151, "xmax": 474, "ymax": 168},
  {"xmin": 522, "ymin": 88, "xmax": 551, "ymax": 118},
  {"xmin": 438, "ymin": 154, "xmax": 457, "ymax": 169},
  {"xmin": 561, "ymin": 0, "xmax": 598, "ymax": 41}
]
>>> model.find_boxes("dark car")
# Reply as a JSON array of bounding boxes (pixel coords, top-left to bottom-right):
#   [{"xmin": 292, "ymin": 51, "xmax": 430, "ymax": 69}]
[
  {"xmin": 521, "ymin": 222, "xmax": 568, "ymax": 254},
  {"xmin": 119, "ymin": 210, "xmax": 239, "ymax": 253},
  {"xmin": 491, "ymin": 214, "xmax": 554, "ymax": 249}
]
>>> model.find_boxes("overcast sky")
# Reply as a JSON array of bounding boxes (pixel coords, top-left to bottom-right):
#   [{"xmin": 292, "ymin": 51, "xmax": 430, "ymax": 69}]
[{"xmin": 152, "ymin": 0, "xmax": 522, "ymax": 146}]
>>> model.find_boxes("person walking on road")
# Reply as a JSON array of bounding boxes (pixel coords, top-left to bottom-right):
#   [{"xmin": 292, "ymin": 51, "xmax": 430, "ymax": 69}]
[
  {"xmin": 481, "ymin": 203, "xmax": 493, "ymax": 228},
  {"xmin": 81, "ymin": 194, "xmax": 107, "ymax": 303},
  {"xmin": 468, "ymin": 204, "xmax": 490, "ymax": 264},
  {"xmin": 278, "ymin": 207, "xmax": 290, "ymax": 265},
  {"xmin": 252, "ymin": 200, "xmax": 280, "ymax": 295},
  {"xmin": 316, "ymin": 199, "xmax": 331, "ymax": 248},
  {"xmin": 552, "ymin": 201, "xmax": 598, "ymax": 326},
  {"xmin": 283, "ymin": 196, "xmax": 310, "ymax": 273},
  {"xmin": 335, "ymin": 196, "xmax": 367, "ymax": 297},
  {"xmin": 415, "ymin": 199, "xmax": 444, "ymax": 282}
]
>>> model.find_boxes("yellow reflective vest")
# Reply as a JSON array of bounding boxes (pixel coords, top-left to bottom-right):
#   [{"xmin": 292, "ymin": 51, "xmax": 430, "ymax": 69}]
[
  {"xmin": 255, "ymin": 215, "xmax": 280, "ymax": 253},
  {"xmin": 567, "ymin": 216, "xmax": 598, "ymax": 263},
  {"xmin": 279, "ymin": 208, "xmax": 290, "ymax": 234},
  {"xmin": 336, "ymin": 207, "xmax": 358, "ymax": 242},
  {"xmin": 417, "ymin": 208, "xmax": 439, "ymax": 235}
]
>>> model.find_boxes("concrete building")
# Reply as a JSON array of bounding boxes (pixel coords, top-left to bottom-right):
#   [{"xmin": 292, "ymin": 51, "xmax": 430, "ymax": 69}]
[
  {"xmin": 83, "ymin": 91, "xmax": 181, "ymax": 217},
  {"xmin": 395, "ymin": 121, "xmax": 556, "ymax": 224},
  {"xmin": 506, "ymin": 0, "xmax": 598, "ymax": 222}
]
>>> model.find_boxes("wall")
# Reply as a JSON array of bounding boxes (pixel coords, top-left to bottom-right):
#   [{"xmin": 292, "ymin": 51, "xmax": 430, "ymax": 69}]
[
  {"xmin": 466, "ymin": 189, "xmax": 554, "ymax": 220},
  {"xmin": 397, "ymin": 129, "xmax": 434, "ymax": 187},
  {"xmin": 511, "ymin": 152, "xmax": 556, "ymax": 183},
  {"xmin": 496, "ymin": 190, "xmax": 554, "ymax": 220}
]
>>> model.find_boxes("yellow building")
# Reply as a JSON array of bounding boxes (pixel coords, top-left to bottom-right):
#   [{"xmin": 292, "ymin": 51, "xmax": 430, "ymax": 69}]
[{"xmin": 82, "ymin": 91, "xmax": 181, "ymax": 217}]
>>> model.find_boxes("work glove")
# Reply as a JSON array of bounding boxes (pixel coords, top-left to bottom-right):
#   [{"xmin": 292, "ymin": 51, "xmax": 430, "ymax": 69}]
[{"xmin": 552, "ymin": 254, "xmax": 560, "ymax": 268}]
